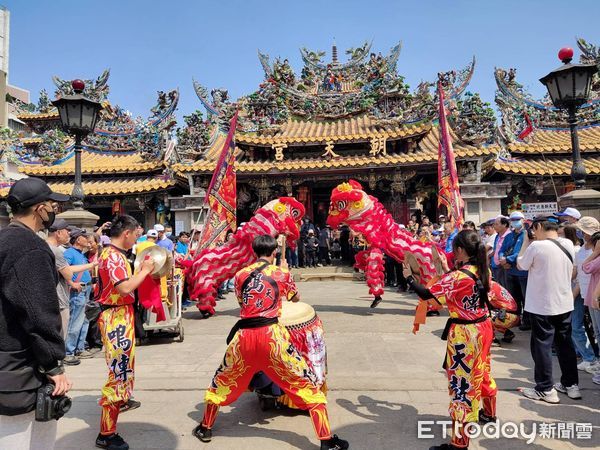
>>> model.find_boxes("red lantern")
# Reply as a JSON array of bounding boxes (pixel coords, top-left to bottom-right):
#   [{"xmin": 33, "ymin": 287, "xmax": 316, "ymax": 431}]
[{"xmin": 558, "ymin": 47, "xmax": 573, "ymax": 63}]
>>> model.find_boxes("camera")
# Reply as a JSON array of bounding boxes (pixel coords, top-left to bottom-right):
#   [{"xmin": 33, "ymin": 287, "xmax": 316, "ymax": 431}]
[{"xmin": 35, "ymin": 384, "xmax": 72, "ymax": 421}]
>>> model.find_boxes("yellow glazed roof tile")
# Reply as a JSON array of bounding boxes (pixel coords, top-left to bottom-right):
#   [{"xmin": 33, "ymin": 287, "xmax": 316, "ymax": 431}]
[
  {"xmin": 508, "ymin": 126, "xmax": 600, "ymax": 154},
  {"xmin": 494, "ymin": 157, "xmax": 600, "ymax": 176},
  {"xmin": 19, "ymin": 151, "xmax": 162, "ymax": 176}
]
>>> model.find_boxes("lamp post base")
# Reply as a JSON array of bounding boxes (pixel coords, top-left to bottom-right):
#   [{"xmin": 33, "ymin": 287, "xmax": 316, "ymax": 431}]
[
  {"xmin": 57, "ymin": 208, "xmax": 100, "ymax": 232},
  {"xmin": 559, "ymin": 188, "xmax": 600, "ymax": 218}
]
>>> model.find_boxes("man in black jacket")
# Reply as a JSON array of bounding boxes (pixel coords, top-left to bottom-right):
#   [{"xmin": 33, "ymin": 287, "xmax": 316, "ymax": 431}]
[{"xmin": 0, "ymin": 178, "xmax": 72, "ymax": 449}]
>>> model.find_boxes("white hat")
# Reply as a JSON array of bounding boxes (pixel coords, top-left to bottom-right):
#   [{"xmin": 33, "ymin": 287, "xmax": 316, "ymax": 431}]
[
  {"xmin": 147, "ymin": 229, "xmax": 158, "ymax": 238},
  {"xmin": 555, "ymin": 207, "xmax": 581, "ymax": 220},
  {"xmin": 509, "ymin": 211, "xmax": 525, "ymax": 220},
  {"xmin": 154, "ymin": 224, "xmax": 165, "ymax": 232},
  {"xmin": 575, "ymin": 216, "xmax": 600, "ymax": 235}
]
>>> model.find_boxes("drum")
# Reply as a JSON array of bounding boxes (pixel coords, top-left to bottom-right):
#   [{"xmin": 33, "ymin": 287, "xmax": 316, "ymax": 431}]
[
  {"xmin": 275, "ymin": 301, "xmax": 327, "ymax": 409},
  {"xmin": 280, "ymin": 301, "xmax": 327, "ymax": 386},
  {"xmin": 489, "ymin": 282, "xmax": 520, "ymax": 332}
]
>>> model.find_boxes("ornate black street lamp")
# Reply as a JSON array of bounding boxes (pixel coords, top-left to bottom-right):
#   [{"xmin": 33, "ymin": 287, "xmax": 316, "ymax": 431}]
[
  {"xmin": 51, "ymin": 79, "xmax": 102, "ymax": 208},
  {"xmin": 539, "ymin": 47, "xmax": 598, "ymax": 189}
]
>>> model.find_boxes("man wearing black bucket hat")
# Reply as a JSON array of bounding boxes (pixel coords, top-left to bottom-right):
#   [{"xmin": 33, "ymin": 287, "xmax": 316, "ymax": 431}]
[{"xmin": 0, "ymin": 178, "xmax": 73, "ymax": 449}]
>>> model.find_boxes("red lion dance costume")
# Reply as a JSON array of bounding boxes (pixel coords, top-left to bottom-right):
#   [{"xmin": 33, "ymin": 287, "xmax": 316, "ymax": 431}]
[
  {"xmin": 327, "ymin": 180, "xmax": 443, "ymax": 302},
  {"xmin": 187, "ymin": 197, "xmax": 305, "ymax": 317}
]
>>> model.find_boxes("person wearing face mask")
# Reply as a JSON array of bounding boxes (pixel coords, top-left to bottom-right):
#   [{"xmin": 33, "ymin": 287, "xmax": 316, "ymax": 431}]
[
  {"xmin": 498, "ymin": 211, "xmax": 530, "ymax": 331},
  {"xmin": 63, "ymin": 228, "xmax": 94, "ymax": 366},
  {"xmin": 46, "ymin": 219, "xmax": 97, "ymax": 340},
  {"xmin": 1, "ymin": 178, "xmax": 72, "ymax": 449}
]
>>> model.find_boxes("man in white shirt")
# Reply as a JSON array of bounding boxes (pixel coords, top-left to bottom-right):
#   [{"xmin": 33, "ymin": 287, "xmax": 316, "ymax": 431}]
[{"xmin": 517, "ymin": 215, "xmax": 579, "ymax": 403}]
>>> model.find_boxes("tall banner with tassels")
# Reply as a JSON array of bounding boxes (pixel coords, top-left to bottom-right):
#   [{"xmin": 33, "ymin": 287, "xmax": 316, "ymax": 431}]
[
  {"xmin": 437, "ymin": 82, "xmax": 464, "ymax": 228},
  {"xmin": 198, "ymin": 112, "xmax": 238, "ymax": 250}
]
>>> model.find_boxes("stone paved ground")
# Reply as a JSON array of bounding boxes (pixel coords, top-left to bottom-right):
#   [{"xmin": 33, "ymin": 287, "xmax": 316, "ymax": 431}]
[{"xmin": 56, "ymin": 280, "xmax": 600, "ymax": 449}]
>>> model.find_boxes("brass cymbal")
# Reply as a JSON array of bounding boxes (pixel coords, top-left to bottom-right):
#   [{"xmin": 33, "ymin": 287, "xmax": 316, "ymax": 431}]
[{"xmin": 135, "ymin": 245, "xmax": 174, "ymax": 278}]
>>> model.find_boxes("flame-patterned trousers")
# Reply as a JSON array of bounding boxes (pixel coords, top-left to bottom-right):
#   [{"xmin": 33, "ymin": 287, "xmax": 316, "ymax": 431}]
[
  {"xmin": 445, "ymin": 319, "xmax": 497, "ymax": 448},
  {"xmin": 201, "ymin": 323, "xmax": 332, "ymax": 440},
  {"xmin": 98, "ymin": 304, "xmax": 136, "ymax": 435}
]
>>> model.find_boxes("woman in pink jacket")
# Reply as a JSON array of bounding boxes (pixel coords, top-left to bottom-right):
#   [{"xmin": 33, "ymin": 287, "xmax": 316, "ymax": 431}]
[{"xmin": 582, "ymin": 232, "xmax": 600, "ymax": 385}]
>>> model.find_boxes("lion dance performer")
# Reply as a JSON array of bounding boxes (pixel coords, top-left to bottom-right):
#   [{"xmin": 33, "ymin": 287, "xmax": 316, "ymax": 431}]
[
  {"xmin": 192, "ymin": 235, "xmax": 349, "ymax": 450},
  {"xmin": 95, "ymin": 216, "xmax": 155, "ymax": 450},
  {"xmin": 188, "ymin": 197, "xmax": 305, "ymax": 318},
  {"xmin": 327, "ymin": 180, "xmax": 443, "ymax": 307},
  {"xmin": 403, "ymin": 230, "xmax": 514, "ymax": 450}
]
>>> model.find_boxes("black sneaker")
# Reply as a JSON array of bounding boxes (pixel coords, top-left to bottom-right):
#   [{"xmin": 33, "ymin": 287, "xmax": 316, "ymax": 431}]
[
  {"xmin": 479, "ymin": 411, "xmax": 497, "ymax": 424},
  {"xmin": 370, "ymin": 296, "xmax": 382, "ymax": 308},
  {"xmin": 95, "ymin": 433, "xmax": 129, "ymax": 450},
  {"xmin": 192, "ymin": 424, "xmax": 212, "ymax": 443},
  {"xmin": 119, "ymin": 399, "xmax": 141, "ymax": 413},
  {"xmin": 502, "ymin": 329, "xmax": 515, "ymax": 343},
  {"xmin": 320, "ymin": 434, "xmax": 349, "ymax": 450},
  {"xmin": 426, "ymin": 310, "xmax": 440, "ymax": 317}
]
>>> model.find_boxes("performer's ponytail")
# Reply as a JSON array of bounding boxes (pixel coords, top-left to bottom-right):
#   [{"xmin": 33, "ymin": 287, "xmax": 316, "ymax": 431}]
[{"xmin": 453, "ymin": 230, "xmax": 490, "ymax": 306}]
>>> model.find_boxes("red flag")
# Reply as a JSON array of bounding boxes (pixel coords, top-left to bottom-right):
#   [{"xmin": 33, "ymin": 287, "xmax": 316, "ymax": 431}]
[
  {"xmin": 198, "ymin": 112, "xmax": 238, "ymax": 250},
  {"xmin": 517, "ymin": 111, "xmax": 534, "ymax": 141},
  {"xmin": 437, "ymin": 83, "xmax": 464, "ymax": 229}
]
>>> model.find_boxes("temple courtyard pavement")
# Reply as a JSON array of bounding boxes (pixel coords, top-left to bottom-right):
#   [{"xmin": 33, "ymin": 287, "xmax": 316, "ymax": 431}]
[{"xmin": 56, "ymin": 279, "xmax": 599, "ymax": 449}]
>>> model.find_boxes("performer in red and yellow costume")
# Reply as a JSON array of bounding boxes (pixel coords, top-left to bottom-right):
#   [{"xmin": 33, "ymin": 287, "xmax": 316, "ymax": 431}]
[
  {"xmin": 403, "ymin": 230, "xmax": 512, "ymax": 450},
  {"xmin": 95, "ymin": 216, "xmax": 155, "ymax": 450},
  {"xmin": 193, "ymin": 235, "xmax": 348, "ymax": 450}
]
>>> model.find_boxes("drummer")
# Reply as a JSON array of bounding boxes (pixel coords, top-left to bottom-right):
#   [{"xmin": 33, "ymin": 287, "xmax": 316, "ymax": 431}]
[{"xmin": 193, "ymin": 235, "xmax": 349, "ymax": 450}]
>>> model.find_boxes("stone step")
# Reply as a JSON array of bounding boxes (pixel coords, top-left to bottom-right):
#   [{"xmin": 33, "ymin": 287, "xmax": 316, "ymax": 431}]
[{"xmin": 300, "ymin": 272, "xmax": 356, "ymax": 282}]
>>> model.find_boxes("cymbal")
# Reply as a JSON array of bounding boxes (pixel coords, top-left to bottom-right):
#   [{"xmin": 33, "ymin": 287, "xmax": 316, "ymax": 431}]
[{"xmin": 135, "ymin": 245, "xmax": 174, "ymax": 278}]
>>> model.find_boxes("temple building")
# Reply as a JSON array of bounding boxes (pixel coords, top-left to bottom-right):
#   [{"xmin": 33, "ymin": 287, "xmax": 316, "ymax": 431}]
[
  {"xmin": 1, "ymin": 39, "xmax": 599, "ymax": 230},
  {"xmin": 0, "ymin": 70, "xmax": 182, "ymax": 227},
  {"xmin": 172, "ymin": 42, "xmax": 506, "ymax": 228},
  {"xmin": 172, "ymin": 39, "xmax": 600, "ymax": 227}
]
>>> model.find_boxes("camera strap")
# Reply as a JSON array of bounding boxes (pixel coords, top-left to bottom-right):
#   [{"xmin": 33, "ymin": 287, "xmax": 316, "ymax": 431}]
[{"xmin": 547, "ymin": 239, "xmax": 573, "ymax": 264}]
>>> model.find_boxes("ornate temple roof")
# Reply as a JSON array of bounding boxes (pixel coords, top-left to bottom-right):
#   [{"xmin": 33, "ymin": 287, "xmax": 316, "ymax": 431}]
[
  {"xmin": 173, "ymin": 125, "xmax": 493, "ymax": 175},
  {"xmin": 494, "ymin": 157, "xmax": 600, "ymax": 176},
  {"xmin": 0, "ymin": 176, "xmax": 175, "ymax": 199},
  {"xmin": 489, "ymin": 38, "xmax": 600, "ymax": 180},
  {"xmin": 236, "ymin": 117, "xmax": 431, "ymax": 146},
  {"xmin": 176, "ymin": 41, "xmax": 499, "ymax": 176},
  {"xmin": 506, "ymin": 126, "xmax": 600, "ymax": 154},
  {"xmin": 19, "ymin": 150, "xmax": 163, "ymax": 176},
  {"xmin": 1, "ymin": 70, "xmax": 180, "ymax": 198}
]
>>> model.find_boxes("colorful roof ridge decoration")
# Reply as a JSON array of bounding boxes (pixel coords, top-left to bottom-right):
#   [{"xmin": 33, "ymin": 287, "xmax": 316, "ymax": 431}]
[
  {"xmin": 179, "ymin": 40, "xmax": 497, "ymax": 166},
  {"xmin": 19, "ymin": 150, "xmax": 163, "ymax": 176},
  {"xmin": 495, "ymin": 37, "xmax": 600, "ymax": 143},
  {"xmin": 11, "ymin": 70, "xmax": 179, "ymax": 165}
]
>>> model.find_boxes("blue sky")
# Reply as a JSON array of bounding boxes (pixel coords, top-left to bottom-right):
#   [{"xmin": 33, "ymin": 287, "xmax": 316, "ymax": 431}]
[{"xmin": 4, "ymin": 0, "xmax": 599, "ymax": 122}]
